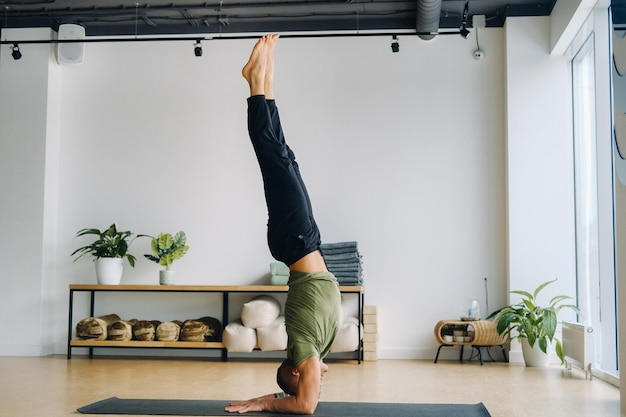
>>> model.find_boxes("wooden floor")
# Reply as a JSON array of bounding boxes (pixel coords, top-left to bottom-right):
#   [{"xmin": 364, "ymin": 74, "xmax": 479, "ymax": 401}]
[{"xmin": 0, "ymin": 355, "xmax": 619, "ymax": 417}]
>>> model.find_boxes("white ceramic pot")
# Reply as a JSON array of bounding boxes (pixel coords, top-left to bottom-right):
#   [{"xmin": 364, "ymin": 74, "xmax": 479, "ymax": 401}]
[
  {"xmin": 159, "ymin": 269, "xmax": 175, "ymax": 285},
  {"xmin": 95, "ymin": 257, "xmax": 124, "ymax": 285},
  {"xmin": 521, "ymin": 338, "xmax": 551, "ymax": 367}
]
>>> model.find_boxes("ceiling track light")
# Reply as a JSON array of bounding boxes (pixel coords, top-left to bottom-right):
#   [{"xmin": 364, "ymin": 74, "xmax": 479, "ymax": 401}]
[
  {"xmin": 0, "ymin": 31, "xmax": 472, "ymax": 52},
  {"xmin": 459, "ymin": 26, "xmax": 470, "ymax": 39},
  {"xmin": 11, "ymin": 43, "xmax": 22, "ymax": 60},
  {"xmin": 459, "ymin": 0, "xmax": 470, "ymax": 39},
  {"xmin": 194, "ymin": 39, "xmax": 202, "ymax": 57},
  {"xmin": 390, "ymin": 34, "xmax": 399, "ymax": 53}
]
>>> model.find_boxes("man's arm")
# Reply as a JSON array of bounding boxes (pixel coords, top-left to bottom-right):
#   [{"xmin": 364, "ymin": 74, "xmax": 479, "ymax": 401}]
[{"xmin": 225, "ymin": 356, "xmax": 321, "ymax": 415}]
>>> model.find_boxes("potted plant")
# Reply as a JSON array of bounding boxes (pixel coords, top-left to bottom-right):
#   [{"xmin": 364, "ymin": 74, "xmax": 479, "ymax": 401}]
[
  {"xmin": 488, "ymin": 278, "xmax": 580, "ymax": 366},
  {"xmin": 71, "ymin": 224, "xmax": 138, "ymax": 285},
  {"xmin": 144, "ymin": 231, "xmax": 189, "ymax": 285}
]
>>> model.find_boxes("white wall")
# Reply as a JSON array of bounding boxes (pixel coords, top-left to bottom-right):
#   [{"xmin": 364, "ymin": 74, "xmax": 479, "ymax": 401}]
[
  {"xmin": 504, "ymin": 17, "xmax": 577, "ymax": 363},
  {"xmin": 0, "ymin": 28, "xmax": 61, "ymax": 356},
  {"xmin": 0, "ymin": 17, "xmax": 575, "ymax": 361}
]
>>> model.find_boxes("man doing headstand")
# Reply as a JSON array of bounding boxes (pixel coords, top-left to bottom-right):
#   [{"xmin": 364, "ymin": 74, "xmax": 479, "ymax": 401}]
[{"xmin": 225, "ymin": 35, "xmax": 341, "ymax": 415}]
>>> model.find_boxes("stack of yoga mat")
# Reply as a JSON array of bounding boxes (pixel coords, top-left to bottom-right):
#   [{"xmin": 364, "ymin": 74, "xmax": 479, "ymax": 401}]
[{"xmin": 320, "ymin": 241, "xmax": 363, "ymax": 285}]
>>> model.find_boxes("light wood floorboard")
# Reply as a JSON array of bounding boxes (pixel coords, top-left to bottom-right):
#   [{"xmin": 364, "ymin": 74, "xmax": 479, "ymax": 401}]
[{"xmin": 0, "ymin": 355, "xmax": 619, "ymax": 416}]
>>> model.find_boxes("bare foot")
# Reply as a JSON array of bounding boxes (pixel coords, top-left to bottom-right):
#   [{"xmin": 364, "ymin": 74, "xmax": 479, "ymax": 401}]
[
  {"xmin": 265, "ymin": 34, "xmax": 279, "ymax": 99},
  {"xmin": 242, "ymin": 36, "xmax": 268, "ymax": 96}
]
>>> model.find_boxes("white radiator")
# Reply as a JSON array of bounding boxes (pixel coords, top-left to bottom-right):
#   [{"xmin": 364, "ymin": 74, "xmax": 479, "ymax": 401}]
[{"xmin": 562, "ymin": 322, "xmax": 594, "ymax": 380}]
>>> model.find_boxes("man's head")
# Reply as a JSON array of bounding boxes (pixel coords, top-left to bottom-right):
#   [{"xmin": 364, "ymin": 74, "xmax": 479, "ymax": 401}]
[{"xmin": 276, "ymin": 359, "xmax": 299, "ymax": 395}]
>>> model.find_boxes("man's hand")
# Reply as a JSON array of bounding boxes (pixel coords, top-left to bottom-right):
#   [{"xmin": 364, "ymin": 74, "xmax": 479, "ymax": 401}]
[
  {"xmin": 224, "ymin": 392, "xmax": 287, "ymax": 414},
  {"xmin": 225, "ymin": 398, "xmax": 265, "ymax": 414},
  {"xmin": 226, "ymin": 393, "xmax": 279, "ymax": 414},
  {"xmin": 225, "ymin": 357, "xmax": 322, "ymax": 415}
]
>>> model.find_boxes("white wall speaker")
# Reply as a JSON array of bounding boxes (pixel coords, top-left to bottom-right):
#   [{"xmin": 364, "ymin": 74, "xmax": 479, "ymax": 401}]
[{"xmin": 57, "ymin": 24, "xmax": 85, "ymax": 65}]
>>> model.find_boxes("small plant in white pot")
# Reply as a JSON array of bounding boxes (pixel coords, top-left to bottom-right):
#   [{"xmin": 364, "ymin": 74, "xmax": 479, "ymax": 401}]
[
  {"xmin": 488, "ymin": 279, "xmax": 580, "ymax": 366},
  {"xmin": 71, "ymin": 224, "xmax": 138, "ymax": 285},
  {"xmin": 144, "ymin": 231, "xmax": 189, "ymax": 285}
]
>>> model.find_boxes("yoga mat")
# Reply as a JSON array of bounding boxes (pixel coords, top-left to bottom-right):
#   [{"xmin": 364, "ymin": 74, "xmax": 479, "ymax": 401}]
[{"xmin": 78, "ymin": 397, "xmax": 492, "ymax": 417}]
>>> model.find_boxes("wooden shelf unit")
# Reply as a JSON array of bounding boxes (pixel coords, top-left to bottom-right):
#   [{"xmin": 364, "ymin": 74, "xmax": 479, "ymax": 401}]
[{"xmin": 67, "ymin": 284, "xmax": 364, "ymax": 361}]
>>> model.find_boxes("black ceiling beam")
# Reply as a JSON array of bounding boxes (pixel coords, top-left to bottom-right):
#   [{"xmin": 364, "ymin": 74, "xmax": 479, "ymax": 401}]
[
  {"xmin": 505, "ymin": 0, "xmax": 557, "ymax": 17},
  {"xmin": 0, "ymin": 29, "xmax": 467, "ymax": 46}
]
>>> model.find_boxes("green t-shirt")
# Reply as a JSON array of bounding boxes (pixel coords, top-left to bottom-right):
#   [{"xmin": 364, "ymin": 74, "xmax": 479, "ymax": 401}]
[{"xmin": 285, "ymin": 271, "xmax": 341, "ymax": 367}]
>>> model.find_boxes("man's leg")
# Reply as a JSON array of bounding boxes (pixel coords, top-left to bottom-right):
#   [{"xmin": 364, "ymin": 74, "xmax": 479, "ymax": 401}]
[
  {"xmin": 263, "ymin": 35, "xmax": 320, "ymax": 250},
  {"xmin": 264, "ymin": 34, "xmax": 278, "ymax": 101},
  {"xmin": 242, "ymin": 36, "xmax": 267, "ymax": 97},
  {"xmin": 242, "ymin": 36, "xmax": 321, "ymax": 267}
]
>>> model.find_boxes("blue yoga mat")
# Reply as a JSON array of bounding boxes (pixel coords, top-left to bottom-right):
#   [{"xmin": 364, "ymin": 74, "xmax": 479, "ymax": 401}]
[{"xmin": 78, "ymin": 397, "xmax": 492, "ymax": 417}]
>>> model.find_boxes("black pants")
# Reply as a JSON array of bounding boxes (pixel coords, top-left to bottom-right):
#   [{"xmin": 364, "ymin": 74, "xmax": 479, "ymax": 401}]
[{"xmin": 247, "ymin": 95, "xmax": 321, "ymax": 266}]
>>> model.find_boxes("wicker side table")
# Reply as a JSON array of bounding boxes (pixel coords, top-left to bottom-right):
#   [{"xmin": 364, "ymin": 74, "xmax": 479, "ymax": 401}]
[{"xmin": 433, "ymin": 319, "xmax": 508, "ymax": 365}]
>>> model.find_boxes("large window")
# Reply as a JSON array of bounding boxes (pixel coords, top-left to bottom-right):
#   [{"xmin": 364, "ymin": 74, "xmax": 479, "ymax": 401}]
[{"xmin": 572, "ymin": 31, "xmax": 618, "ymax": 377}]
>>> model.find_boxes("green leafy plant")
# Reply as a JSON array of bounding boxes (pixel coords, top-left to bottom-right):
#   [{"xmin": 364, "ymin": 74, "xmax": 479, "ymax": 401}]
[
  {"xmin": 71, "ymin": 224, "xmax": 138, "ymax": 267},
  {"xmin": 487, "ymin": 279, "xmax": 580, "ymax": 363},
  {"xmin": 144, "ymin": 231, "xmax": 189, "ymax": 270}
]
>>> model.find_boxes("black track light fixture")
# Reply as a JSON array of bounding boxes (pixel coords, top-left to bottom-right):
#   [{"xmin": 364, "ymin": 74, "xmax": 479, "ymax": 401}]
[
  {"xmin": 459, "ymin": 1, "xmax": 470, "ymax": 39},
  {"xmin": 194, "ymin": 40, "xmax": 202, "ymax": 57},
  {"xmin": 11, "ymin": 43, "xmax": 22, "ymax": 60},
  {"xmin": 391, "ymin": 35, "xmax": 399, "ymax": 53}
]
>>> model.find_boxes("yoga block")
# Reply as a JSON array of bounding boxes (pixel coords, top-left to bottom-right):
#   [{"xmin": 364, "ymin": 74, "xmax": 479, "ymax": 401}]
[
  {"xmin": 270, "ymin": 274, "xmax": 289, "ymax": 285},
  {"xmin": 363, "ymin": 351, "xmax": 378, "ymax": 361},
  {"xmin": 363, "ymin": 314, "xmax": 378, "ymax": 324},
  {"xmin": 270, "ymin": 261, "xmax": 290, "ymax": 276},
  {"xmin": 363, "ymin": 305, "xmax": 378, "ymax": 315},
  {"xmin": 363, "ymin": 342, "xmax": 378, "ymax": 352},
  {"xmin": 363, "ymin": 333, "xmax": 379, "ymax": 343},
  {"xmin": 364, "ymin": 323, "xmax": 378, "ymax": 334}
]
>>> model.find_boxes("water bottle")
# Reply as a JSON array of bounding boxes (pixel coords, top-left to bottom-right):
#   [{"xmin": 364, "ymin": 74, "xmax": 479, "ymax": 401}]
[{"xmin": 468, "ymin": 299, "xmax": 481, "ymax": 319}]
